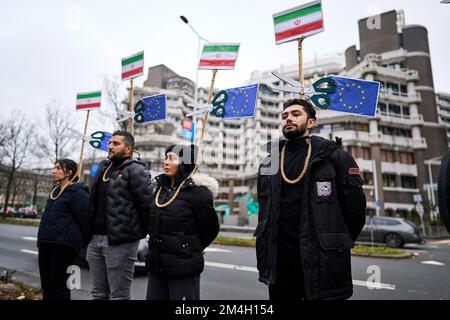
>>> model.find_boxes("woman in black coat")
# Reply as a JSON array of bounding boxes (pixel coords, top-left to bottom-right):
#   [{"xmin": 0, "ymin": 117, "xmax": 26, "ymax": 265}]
[
  {"xmin": 37, "ymin": 159, "xmax": 89, "ymax": 300},
  {"xmin": 146, "ymin": 144, "xmax": 220, "ymax": 300}
]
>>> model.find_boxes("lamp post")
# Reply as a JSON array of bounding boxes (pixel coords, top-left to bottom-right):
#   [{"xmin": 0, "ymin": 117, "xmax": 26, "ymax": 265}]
[{"xmin": 179, "ymin": 15, "xmax": 210, "ymax": 104}]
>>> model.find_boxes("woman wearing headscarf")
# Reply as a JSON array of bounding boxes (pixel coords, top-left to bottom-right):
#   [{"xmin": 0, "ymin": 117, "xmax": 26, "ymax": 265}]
[
  {"xmin": 146, "ymin": 144, "xmax": 220, "ymax": 300},
  {"xmin": 37, "ymin": 159, "xmax": 89, "ymax": 300}
]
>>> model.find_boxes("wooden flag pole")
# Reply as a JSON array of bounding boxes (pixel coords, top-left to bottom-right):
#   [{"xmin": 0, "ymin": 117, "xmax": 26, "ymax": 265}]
[
  {"xmin": 76, "ymin": 110, "xmax": 91, "ymax": 181},
  {"xmin": 194, "ymin": 69, "xmax": 218, "ymax": 174},
  {"xmin": 129, "ymin": 78, "xmax": 134, "ymax": 135},
  {"xmin": 298, "ymin": 37, "xmax": 305, "ymax": 99}
]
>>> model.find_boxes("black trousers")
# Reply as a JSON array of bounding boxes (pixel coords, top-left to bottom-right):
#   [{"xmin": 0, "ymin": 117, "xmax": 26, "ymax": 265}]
[
  {"xmin": 269, "ymin": 261, "xmax": 306, "ymax": 300},
  {"xmin": 146, "ymin": 273, "xmax": 200, "ymax": 300},
  {"xmin": 38, "ymin": 243, "xmax": 77, "ymax": 300}
]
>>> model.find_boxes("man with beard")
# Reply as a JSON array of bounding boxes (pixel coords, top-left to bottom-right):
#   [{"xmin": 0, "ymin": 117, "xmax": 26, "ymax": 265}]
[
  {"xmin": 85, "ymin": 131, "xmax": 153, "ymax": 300},
  {"xmin": 254, "ymin": 99, "xmax": 366, "ymax": 300}
]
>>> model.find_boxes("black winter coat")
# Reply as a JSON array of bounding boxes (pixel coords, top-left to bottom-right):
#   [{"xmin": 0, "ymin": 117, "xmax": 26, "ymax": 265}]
[
  {"xmin": 147, "ymin": 173, "xmax": 220, "ymax": 277},
  {"xmin": 438, "ymin": 149, "xmax": 450, "ymax": 233},
  {"xmin": 85, "ymin": 158, "xmax": 153, "ymax": 246},
  {"xmin": 38, "ymin": 183, "xmax": 89, "ymax": 254},
  {"xmin": 255, "ymin": 136, "xmax": 366, "ymax": 300}
]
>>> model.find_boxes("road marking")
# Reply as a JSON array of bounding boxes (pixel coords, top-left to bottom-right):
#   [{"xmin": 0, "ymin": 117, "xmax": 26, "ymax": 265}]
[
  {"xmin": 205, "ymin": 261, "xmax": 396, "ymax": 290},
  {"xmin": 20, "ymin": 249, "xmax": 38, "ymax": 255},
  {"xmin": 205, "ymin": 248, "xmax": 232, "ymax": 253},
  {"xmin": 352, "ymin": 280, "xmax": 396, "ymax": 290},
  {"xmin": 421, "ymin": 260, "xmax": 445, "ymax": 266},
  {"xmin": 22, "ymin": 236, "xmax": 37, "ymax": 241},
  {"xmin": 205, "ymin": 261, "xmax": 258, "ymax": 273}
]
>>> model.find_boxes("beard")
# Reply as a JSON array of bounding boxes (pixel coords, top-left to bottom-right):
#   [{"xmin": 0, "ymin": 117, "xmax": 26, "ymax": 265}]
[
  {"xmin": 108, "ymin": 149, "xmax": 127, "ymax": 161},
  {"xmin": 282, "ymin": 122, "xmax": 308, "ymax": 140}
]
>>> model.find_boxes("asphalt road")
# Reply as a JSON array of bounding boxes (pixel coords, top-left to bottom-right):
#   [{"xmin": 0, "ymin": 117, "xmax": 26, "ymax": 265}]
[{"xmin": 1, "ymin": 223, "xmax": 450, "ymax": 300}]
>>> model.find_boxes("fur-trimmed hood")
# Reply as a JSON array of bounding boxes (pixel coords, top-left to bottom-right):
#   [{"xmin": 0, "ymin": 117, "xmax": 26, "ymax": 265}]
[
  {"xmin": 155, "ymin": 173, "xmax": 219, "ymax": 198},
  {"xmin": 190, "ymin": 173, "xmax": 219, "ymax": 198}
]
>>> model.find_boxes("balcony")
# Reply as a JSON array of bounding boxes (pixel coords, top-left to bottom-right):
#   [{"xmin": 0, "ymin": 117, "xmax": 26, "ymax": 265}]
[
  {"xmin": 378, "ymin": 113, "xmax": 424, "ymax": 126},
  {"xmin": 332, "ymin": 130, "xmax": 370, "ymax": 143},
  {"xmin": 381, "ymin": 162, "xmax": 418, "ymax": 176},
  {"xmin": 380, "ymin": 134, "xmax": 414, "ymax": 147},
  {"xmin": 378, "ymin": 90, "xmax": 421, "ymax": 104},
  {"xmin": 406, "ymin": 70, "xmax": 419, "ymax": 82}
]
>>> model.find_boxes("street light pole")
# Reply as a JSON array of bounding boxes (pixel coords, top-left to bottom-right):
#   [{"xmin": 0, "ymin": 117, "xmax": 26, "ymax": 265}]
[{"xmin": 179, "ymin": 15, "xmax": 210, "ymax": 105}]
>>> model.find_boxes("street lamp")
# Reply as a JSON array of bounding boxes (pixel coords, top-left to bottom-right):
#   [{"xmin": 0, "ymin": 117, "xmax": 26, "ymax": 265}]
[{"xmin": 179, "ymin": 15, "xmax": 210, "ymax": 104}]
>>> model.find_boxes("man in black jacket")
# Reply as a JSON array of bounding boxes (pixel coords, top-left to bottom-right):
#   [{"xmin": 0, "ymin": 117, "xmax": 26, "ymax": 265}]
[
  {"xmin": 85, "ymin": 131, "xmax": 153, "ymax": 300},
  {"xmin": 255, "ymin": 99, "xmax": 366, "ymax": 300}
]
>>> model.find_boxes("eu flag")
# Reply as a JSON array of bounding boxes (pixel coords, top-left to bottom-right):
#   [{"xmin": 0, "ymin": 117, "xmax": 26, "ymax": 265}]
[
  {"xmin": 134, "ymin": 94, "xmax": 166, "ymax": 123},
  {"xmin": 223, "ymin": 84, "xmax": 259, "ymax": 119},
  {"xmin": 89, "ymin": 131, "xmax": 112, "ymax": 152},
  {"xmin": 327, "ymin": 76, "xmax": 379, "ymax": 117}
]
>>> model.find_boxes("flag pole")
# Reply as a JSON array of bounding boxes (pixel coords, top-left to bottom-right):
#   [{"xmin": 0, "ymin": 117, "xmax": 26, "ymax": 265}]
[
  {"xmin": 129, "ymin": 78, "xmax": 134, "ymax": 135},
  {"xmin": 76, "ymin": 110, "xmax": 91, "ymax": 181},
  {"xmin": 195, "ymin": 69, "xmax": 218, "ymax": 173},
  {"xmin": 298, "ymin": 37, "xmax": 305, "ymax": 99}
]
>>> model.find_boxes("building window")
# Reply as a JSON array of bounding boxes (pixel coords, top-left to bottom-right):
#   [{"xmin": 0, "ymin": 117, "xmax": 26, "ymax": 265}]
[
  {"xmin": 382, "ymin": 174, "xmax": 396, "ymax": 187},
  {"xmin": 381, "ymin": 149, "xmax": 395, "ymax": 162},
  {"xmin": 348, "ymin": 146, "xmax": 370, "ymax": 160},
  {"xmin": 399, "ymin": 152, "xmax": 414, "ymax": 164},
  {"xmin": 379, "ymin": 103, "xmax": 387, "ymax": 115},
  {"xmin": 389, "ymin": 104, "xmax": 401, "ymax": 117},
  {"xmin": 401, "ymin": 176, "xmax": 417, "ymax": 189},
  {"xmin": 363, "ymin": 172, "xmax": 374, "ymax": 185}
]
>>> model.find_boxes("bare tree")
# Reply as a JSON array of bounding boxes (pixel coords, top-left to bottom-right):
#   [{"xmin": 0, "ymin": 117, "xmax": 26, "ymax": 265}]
[
  {"xmin": 35, "ymin": 100, "xmax": 79, "ymax": 164},
  {"xmin": 97, "ymin": 74, "xmax": 128, "ymax": 131},
  {"xmin": 0, "ymin": 112, "xmax": 35, "ymax": 215}
]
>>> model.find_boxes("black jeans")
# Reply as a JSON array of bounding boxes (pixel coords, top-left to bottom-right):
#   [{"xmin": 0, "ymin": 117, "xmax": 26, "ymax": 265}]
[
  {"xmin": 269, "ymin": 261, "xmax": 306, "ymax": 300},
  {"xmin": 146, "ymin": 273, "xmax": 200, "ymax": 300},
  {"xmin": 38, "ymin": 243, "xmax": 77, "ymax": 300}
]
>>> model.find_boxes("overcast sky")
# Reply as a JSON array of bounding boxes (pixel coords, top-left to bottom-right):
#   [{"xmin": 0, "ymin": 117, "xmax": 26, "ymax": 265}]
[{"xmin": 1, "ymin": 0, "xmax": 449, "ymax": 130}]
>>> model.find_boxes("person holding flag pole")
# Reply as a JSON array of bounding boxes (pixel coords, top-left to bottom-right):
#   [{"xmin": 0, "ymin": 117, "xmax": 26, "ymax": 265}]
[{"xmin": 253, "ymin": 1, "xmax": 369, "ymax": 300}]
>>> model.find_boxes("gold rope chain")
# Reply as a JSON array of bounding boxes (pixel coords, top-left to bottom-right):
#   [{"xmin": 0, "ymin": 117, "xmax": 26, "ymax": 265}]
[
  {"xmin": 102, "ymin": 162, "xmax": 113, "ymax": 183},
  {"xmin": 154, "ymin": 164, "xmax": 200, "ymax": 209},
  {"xmin": 49, "ymin": 175, "xmax": 76, "ymax": 201},
  {"xmin": 280, "ymin": 138, "xmax": 312, "ymax": 185}
]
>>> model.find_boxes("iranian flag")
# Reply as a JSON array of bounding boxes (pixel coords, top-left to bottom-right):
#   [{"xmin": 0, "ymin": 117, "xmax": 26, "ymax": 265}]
[
  {"xmin": 76, "ymin": 91, "xmax": 102, "ymax": 111},
  {"xmin": 273, "ymin": 0, "xmax": 324, "ymax": 45},
  {"xmin": 198, "ymin": 43, "xmax": 240, "ymax": 70},
  {"xmin": 122, "ymin": 51, "xmax": 144, "ymax": 80}
]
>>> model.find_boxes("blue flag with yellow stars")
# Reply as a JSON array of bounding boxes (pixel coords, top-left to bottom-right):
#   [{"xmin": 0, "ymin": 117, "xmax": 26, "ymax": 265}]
[
  {"xmin": 134, "ymin": 94, "xmax": 166, "ymax": 123},
  {"xmin": 327, "ymin": 76, "xmax": 379, "ymax": 117},
  {"xmin": 222, "ymin": 84, "xmax": 259, "ymax": 119},
  {"xmin": 89, "ymin": 131, "xmax": 112, "ymax": 152}
]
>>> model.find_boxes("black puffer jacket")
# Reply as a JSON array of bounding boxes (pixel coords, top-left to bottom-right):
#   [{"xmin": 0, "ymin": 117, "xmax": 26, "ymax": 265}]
[
  {"xmin": 147, "ymin": 173, "xmax": 220, "ymax": 277},
  {"xmin": 38, "ymin": 183, "xmax": 89, "ymax": 254},
  {"xmin": 255, "ymin": 136, "xmax": 366, "ymax": 300},
  {"xmin": 85, "ymin": 158, "xmax": 153, "ymax": 246},
  {"xmin": 438, "ymin": 149, "xmax": 450, "ymax": 233}
]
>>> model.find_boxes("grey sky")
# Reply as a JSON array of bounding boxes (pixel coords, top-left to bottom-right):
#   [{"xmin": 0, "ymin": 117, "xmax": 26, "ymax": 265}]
[{"xmin": 1, "ymin": 0, "xmax": 449, "ymax": 128}]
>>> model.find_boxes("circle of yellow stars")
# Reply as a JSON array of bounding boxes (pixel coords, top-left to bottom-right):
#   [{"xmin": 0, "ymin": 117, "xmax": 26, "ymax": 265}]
[
  {"xmin": 144, "ymin": 96, "xmax": 164, "ymax": 121},
  {"xmin": 229, "ymin": 89, "xmax": 249, "ymax": 116},
  {"xmin": 338, "ymin": 83, "xmax": 366, "ymax": 110}
]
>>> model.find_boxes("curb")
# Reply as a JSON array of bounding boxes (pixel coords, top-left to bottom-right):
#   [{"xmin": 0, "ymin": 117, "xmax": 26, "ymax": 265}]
[{"xmin": 351, "ymin": 252, "xmax": 413, "ymax": 259}]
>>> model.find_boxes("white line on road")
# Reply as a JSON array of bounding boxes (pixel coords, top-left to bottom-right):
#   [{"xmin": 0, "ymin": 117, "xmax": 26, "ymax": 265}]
[
  {"xmin": 205, "ymin": 248, "xmax": 232, "ymax": 253},
  {"xmin": 205, "ymin": 261, "xmax": 396, "ymax": 290},
  {"xmin": 421, "ymin": 260, "xmax": 445, "ymax": 266},
  {"xmin": 22, "ymin": 236, "xmax": 37, "ymax": 241},
  {"xmin": 20, "ymin": 249, "xmax": 38, "ymax": 255}
]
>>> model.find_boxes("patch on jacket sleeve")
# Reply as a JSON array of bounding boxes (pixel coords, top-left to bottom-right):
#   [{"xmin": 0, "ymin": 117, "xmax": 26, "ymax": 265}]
[
  {"xmin": 348, "ymin": 168, "xmax": 360, "ymax": 175},
  {"xmin": 316, "ymin": 181, "xmax": 332, "ymax": 197}
]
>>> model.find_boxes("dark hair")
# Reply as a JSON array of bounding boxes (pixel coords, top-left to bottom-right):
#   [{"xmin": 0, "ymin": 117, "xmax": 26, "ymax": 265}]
[
  {"xmin": 55, "ymin": 159, "xmax": 79, "ymax": 182},
  {"xmin": 112, "ymin": 130, "xmax": 135, "ymax": 148},
  {"xmin": 283, "ymin": 98, "xmax": 317, "ymax": 120},
  {"xmin": 165, "ymin": 144, "xmax": 198, "ymax": 184}
]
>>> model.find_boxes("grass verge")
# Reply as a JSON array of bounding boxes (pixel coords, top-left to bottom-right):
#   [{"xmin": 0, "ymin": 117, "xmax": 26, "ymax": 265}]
[{"xmin": 0, "ymin": 217, "xmax": 40, "ymax": 227}]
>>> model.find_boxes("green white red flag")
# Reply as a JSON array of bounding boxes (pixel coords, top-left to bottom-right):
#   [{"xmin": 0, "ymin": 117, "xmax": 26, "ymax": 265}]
[
  {"xmin": 76, "ymin": 91, "xmax": 102, "ymax": 111},
  {"xmin": 122, "ymin": 51, "xmax": 144, "ymax": 80},
  {"xmin": 273, "ymin": 0, "xmax": 324, "ymax": 45},
  {"xmin": 198, "ymin": 43, "xmax": 240, "ymax": 70}
]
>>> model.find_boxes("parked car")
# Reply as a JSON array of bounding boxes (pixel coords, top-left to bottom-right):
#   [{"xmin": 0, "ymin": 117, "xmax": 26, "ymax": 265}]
[
  {"xmin": 13, "ymin": 207, "xmax": 38, "ymax": 219},
  {"xmin": 357, "ymin": 216, "xmax": 423, "ymax": 248},
  {"xmin": 74, "ymin": 236, "xmax": 149, "ymax": 272},
  {"xmin": 4, "ymin": 207, "xmax": 16, "ymax": 217}
]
